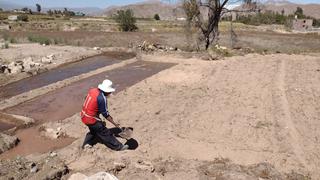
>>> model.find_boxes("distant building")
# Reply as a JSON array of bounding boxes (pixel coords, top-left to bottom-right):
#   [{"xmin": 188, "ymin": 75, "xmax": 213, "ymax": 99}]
[
  {"xmin": 8, "ymin": 15, "xmax": 18, "ymax": 21},
  {"xmin": 13, "ymin": 9, "xmax": 26, "ymax": 13},
  {"xmin": 75, "ymin": 12, "xmax": 85, "ymax": 17},
  {"xmin": 292, "ymin": 19, "xmax": 313, "ymax": 31}
]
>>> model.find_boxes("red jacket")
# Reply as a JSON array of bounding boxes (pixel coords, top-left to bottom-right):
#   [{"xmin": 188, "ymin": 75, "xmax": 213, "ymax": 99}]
[{"xmin": 81, "ymin": 88, "xmax": 110, "ymax": 125}]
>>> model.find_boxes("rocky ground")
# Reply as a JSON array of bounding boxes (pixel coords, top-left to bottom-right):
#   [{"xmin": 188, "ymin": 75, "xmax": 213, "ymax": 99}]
[
  {"xmin": 0, "ymin": 133, "xmax": 19, "ymax": 154},
  {"xmin": 0, "ymin": 47, "xmax": 319, "ymax": 179},
  {"xmin": 0, "ymin": 43, "xmax": 100, "ymax": 86}
]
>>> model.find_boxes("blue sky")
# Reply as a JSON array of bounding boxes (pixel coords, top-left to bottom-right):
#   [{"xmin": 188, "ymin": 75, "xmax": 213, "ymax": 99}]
[{"xmin": 4, "ymin": 0, "xmax": 320, "ymax": 8}]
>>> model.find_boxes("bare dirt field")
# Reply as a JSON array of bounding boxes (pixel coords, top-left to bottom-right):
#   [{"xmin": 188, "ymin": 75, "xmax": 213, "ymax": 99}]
[
  {"xmin": 3, "ymin": 27, "xmax": 320, "ymax": 54},
  {"xmin": 1, "ymin": 51, "xmax": 319, "ymax": 179}
]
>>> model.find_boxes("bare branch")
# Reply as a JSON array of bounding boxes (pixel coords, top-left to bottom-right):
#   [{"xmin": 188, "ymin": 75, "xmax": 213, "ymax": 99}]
[{"xmin": 182, "ymin": 0, "xmax": 258, "ymax": 50}]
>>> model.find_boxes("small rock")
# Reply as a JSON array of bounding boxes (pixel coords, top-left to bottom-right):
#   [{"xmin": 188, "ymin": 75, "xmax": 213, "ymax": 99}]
[
  {"xmin": 42, "ymin": 127, "xmax": 63, "ymax": 139},
  {"xmin": 45, "ymin": 165, "xmax": 69, "ymax": 179},
  {"xmin": 23, "ymin": 57, "xmax": 35, "ymax": 71},
  {"xmin": 68, "ymin": 173, "xmax": 88, "ymax": 180},
  {"xmin": 0, "ymin": 133, "xmax": 20, "ymax": 154},
  {"xmin": 169, "ymin": 47, "xmax": 176, "ymax": 51},
  {"xmin": 10, "ymin": 65, "xmax": 23, "ymax": 74},
  {"xmin": 50, "ymin": 151, "xmax": 57, "ymax": 157},
  {"xmin": 93, "ymin": 47, "xmax": 101, "ymax": 50},
  {"xmin": 135, "ymin": 160, "xmax": 155, "ymax": 172},
  {"xmin": 7, "ymin": 62, "xmax": 23, "ymax": 74},
  {"xmin": 27, "ymin": 67, "xmax": 47, "ymax": 76},
  {"xmin": 34, "ymin": 62, "xmax": 41, "ymax": 67},
  {"xmin": 83, "ymin": 144, "xmax": 93, "ymax": 149},
  {"xmin": 87, "ymin": 172, "xmax": 118, "ymax": 180},
  {"xmin": 41, "ymin": 57, "xmax": 52, "ymax": 64},
  {"xmin": 0, "ymin": 65, "xmax": 8, "ymax": 73},
  {"xmin": 113, "ymin": 162, "xmax": 126, "ymax": 171},
  {"xmin": 147, "ymin": 44, "xmax": 155, "ymax": 51},
  {"xmin": 47, "ymin": 54, "xmax": 56, "ymax": 60},
  {"xmin": 30, "ymin": 163, "xmax": 38, "ymax": 173}
]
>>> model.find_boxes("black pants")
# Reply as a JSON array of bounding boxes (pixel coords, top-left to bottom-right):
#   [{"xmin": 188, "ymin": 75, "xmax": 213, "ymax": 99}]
[{"xmin": 82, "ymin": 121, "xmax": 123, "ymax": 151}]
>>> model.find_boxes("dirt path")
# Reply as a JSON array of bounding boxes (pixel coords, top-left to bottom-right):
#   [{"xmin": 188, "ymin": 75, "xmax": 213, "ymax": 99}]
[{"xmin": 276, "ymin": 59, "xmax": 308, "ymax": 168}]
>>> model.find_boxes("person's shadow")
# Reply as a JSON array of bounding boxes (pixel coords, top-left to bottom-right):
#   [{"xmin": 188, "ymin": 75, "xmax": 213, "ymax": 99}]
[{"xmin": 109, "ymin": 127, "xmax": 139, "ymax": 150}]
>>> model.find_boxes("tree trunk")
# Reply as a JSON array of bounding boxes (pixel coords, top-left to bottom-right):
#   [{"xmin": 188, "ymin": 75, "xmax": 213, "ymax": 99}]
[
  {"xmin": 212, "ymin": 21, "xmax": 219, "ymax": 45},
  {"xmin": 205, "ymin": 14, "xmax": 220, "ymax": 50},
  {"xmin": 205, "ymin": 36, "xmax": 210, "ymax": 50}
]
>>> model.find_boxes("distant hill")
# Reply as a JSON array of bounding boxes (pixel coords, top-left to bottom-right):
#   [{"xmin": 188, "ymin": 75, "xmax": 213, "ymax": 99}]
[
  {"xmin": 103, "ymin": 0, "xmax": 320, "ymax": 20},
  {"xmin": 1, "ymin": 0, "xmax": 319, "ymax": 19},
  {"xmin": 0, "ymin": 1, "xmax": 103, "ymax": 16},
  {"xmin": 42, "ymin": 7, "xmax": 104, "ymax": 16},
  {"xmin": 103, "ymin": 1, "xmax": 185, "ymax": 20},
  {"xmin": 261, "ymin": 0, "xmax": 320, "ymax": 19}
]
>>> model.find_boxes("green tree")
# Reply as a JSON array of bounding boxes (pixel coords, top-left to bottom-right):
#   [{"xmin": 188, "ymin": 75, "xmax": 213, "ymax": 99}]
[
  {"xmin": 113, "ymin": 9, "xmax": 138, "ymax": 32},
  {"xmin": 17, "ymin": 14, "xmax": 28, "ymax": 22},
  {"xmin": 154, "ymin": 14, "xmax": 160, "ymax": 20},
  {"xmin": 36, "ymin": 4, "xmax": 41, "ymax": 13},
  {"xmin": 294, "ymin": 7, "xmax": 304, "ymax": 19}
]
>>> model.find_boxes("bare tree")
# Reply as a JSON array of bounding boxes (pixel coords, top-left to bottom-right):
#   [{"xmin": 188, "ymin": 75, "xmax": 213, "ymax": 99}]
[{"xmin": 183, "ymin": 0, "xmax": 256, "ymax": 50}]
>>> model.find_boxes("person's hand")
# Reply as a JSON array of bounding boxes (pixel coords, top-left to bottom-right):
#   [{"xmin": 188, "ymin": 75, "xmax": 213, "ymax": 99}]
[{"xmin": 115, "ymin": 123, "xmax": 121, "ymax": 128}]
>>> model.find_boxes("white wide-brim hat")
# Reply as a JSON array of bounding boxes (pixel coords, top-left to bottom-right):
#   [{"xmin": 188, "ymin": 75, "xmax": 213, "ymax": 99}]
[{"xmin": 98, "ymin": 79, "xmax": 115, "ymax": 93}]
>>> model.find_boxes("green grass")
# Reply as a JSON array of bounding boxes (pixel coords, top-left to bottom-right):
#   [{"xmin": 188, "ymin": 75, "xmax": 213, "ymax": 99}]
[{"xmin": 28, "ymin": 35, "xmax": 52, "ymax": 45}]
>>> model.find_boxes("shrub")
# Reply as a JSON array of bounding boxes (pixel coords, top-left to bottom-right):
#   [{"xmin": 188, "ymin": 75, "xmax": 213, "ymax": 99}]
[
  {"xmin": 9, "ymin": 38, "xmax": 17, "ymax": 43},
  {"xmin": 53, "ymin": 38, "xmax": 60, "ymax": 45},
  {"xmin": 28, "ymin": 35, "xmax": 51, "ymax": 45},
  {"xmin": 0, "ymin": 14, "xmax": 8, "ymax": 20},
  {"xmin": 17, "ymin": 14, "xmax": 29, "ymax": 22},
  {"xmin": 154, "ymin": 14, "xmax": 160, "ymax": 21},
  {"xmin": 113, "ymin": 9, "xmax": 138, "ymax": 32},
  {"xmin": 237, "ymin": 12, "xmax": 289, "ymax": 26},
  {"xmin": 2, "ymin": 42, "xmax": 9, "ymax": 49}
]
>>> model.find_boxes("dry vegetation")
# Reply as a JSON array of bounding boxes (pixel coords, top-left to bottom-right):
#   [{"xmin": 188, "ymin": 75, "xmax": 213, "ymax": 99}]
[{"xmin": 1, "ymin": 18, "xmax": 320, "ymax": 55}]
